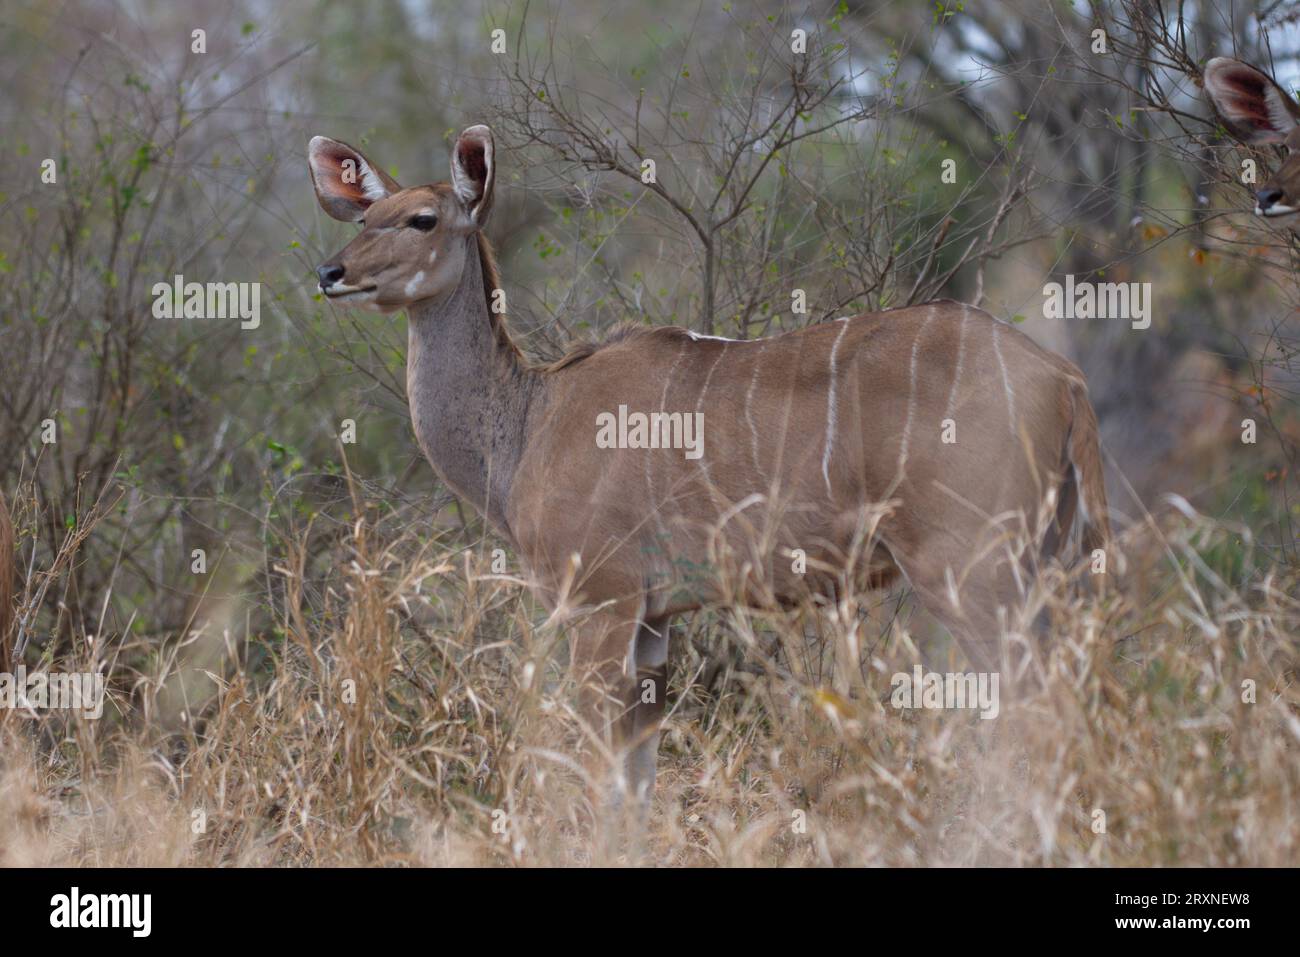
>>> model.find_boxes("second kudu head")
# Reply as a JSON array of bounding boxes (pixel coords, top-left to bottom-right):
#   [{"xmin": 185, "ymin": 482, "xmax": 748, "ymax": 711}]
[
  {"xmin": 1204, "ymin": 57, "xmax": 1300, "ymax": 217},
  {"xmin": 307, "ymin": 126, "xmax": 496, "ymax": 311}
]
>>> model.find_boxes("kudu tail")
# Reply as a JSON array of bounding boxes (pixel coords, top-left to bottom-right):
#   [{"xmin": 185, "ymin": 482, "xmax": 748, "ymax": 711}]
[
  {"xmin": 1066, "ymin": 381, "xmax": 1111, "ymax": 556},
  {"xmin": 0, "ymin": 494, "xmax": 13, "ymax": 674}
]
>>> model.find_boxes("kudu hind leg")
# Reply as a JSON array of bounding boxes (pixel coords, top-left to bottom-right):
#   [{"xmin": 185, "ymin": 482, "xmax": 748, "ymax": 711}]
[
  {"xmin": 895, "ymin": 543, "xmax": 1027, "ymax": 675},
  {"xmin": 626, "ymin": 615, "xmax": 670, "ymax": 804}
]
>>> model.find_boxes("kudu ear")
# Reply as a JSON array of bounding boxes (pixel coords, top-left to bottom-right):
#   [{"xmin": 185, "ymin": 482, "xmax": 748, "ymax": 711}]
[
  {"xmin": 450, "ymin": 125, "xmax": 495, "ymax": 226},
  {"xmin": 1204, "ymin": 58, "xmax": 1300, "ymax": 146},
  {"xmin": 308, "ymin": 136, "xmax": 402, "ymax": 222}
]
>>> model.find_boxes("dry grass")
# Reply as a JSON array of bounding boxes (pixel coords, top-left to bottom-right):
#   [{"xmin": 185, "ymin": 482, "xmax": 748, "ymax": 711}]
[{"xmin": 1, "ymin": 486, "xmax": 1298, "ymax": 867}]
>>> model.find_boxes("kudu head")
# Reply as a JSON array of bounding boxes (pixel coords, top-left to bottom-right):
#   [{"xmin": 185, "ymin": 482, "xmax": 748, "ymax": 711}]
[
  {"xmin": 307, "ymin": 126, "xmax": 496, "ymax": 312},
  {"xmin": 1204, "ymin": 57, "xmax": 1300, "ymax": 217}
]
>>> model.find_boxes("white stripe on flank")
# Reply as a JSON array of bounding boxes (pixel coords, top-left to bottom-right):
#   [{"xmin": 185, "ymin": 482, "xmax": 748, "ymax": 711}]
[
  {"xmin": 698, "ymin": 345, "xmax": 726, "ymax": 408},
  {"xmin": 821, "ymin": 318, "xmax": 851, "ymax": 497},
  {"xmin": 695, "ymin": 344, "xmax": 726, "ymax": 486},
  {"xmin": 647, "ymin": 343, "xmax": 689, "ymax": 539},
  {"xmin": 991, "ymin": 321, "xmax": 1016, "ymax": 436},
  {"xmin": 943, "ymin": 303, "xmax": 969, "ymax": 422},
  {"xmin": 744, "ymin": 341, "xmax": 767, "ymax": 476},
  {"xmin": 895, "ymin": 308, "xmax": 936, "ymax": 486}
]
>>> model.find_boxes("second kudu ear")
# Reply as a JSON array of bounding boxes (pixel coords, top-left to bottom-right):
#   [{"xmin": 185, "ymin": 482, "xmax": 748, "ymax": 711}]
[
  {"xmin": 308, "ymin": 136, "xmax": 402, "ymax": 222},
  {"xmin": 450, "ymin": 125, "xmax": 495, "ymax": 225},
  {"xmin": 1203, "ymin": 57, "xmax": 1300, "ymax": 145}
]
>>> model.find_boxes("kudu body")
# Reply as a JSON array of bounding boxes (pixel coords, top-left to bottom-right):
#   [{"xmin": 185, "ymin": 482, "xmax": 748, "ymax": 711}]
[
  {"xmin": 1204, "ymin": 57, "xmax": 1300, "ymax": 217},
  {"xmin": 308, "ymin": 126, "xmax": 1110, "ymax": 803}
]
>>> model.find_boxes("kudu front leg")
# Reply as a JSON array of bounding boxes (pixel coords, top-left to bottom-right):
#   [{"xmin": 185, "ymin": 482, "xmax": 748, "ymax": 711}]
[{"xmin": 569, "ymin": 599, "xmax": 644, "ymax": 819}]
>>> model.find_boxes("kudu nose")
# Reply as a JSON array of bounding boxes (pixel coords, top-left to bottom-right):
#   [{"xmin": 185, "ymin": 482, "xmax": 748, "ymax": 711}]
[
  {"xmin": 317, "ymin": 263, "xmax": 345, "ymax": 289},
  {"xmin": 1256, "ymin": 187, "xmax": 1285, "ymax": 211}
]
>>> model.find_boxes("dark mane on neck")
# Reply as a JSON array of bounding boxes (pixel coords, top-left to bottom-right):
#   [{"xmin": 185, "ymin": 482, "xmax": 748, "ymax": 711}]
[
  {"xmin": 472, "ymin": 232, "xmax": 678, "ymax": 373},
  {"xmin": 543, "ymin": 323, "xmax": 688, "ymax": 372},
  {"xmin": 476, "ymin": 231, "xmax": 523, "ymax": 360}
]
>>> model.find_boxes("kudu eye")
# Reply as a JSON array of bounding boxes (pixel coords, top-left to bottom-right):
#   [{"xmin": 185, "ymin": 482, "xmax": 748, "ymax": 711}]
[{"xmin": 409, "ymin": 214, "xmax": 438, "ymax": 232}]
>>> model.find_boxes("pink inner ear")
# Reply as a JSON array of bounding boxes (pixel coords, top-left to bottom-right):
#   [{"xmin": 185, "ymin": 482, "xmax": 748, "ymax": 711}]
[
  {"xmin": 458, "ymin": 141, "xmax": 489, "ymax": 187},
  {"xmin": 1219, "ymin": 68, "xmax": 1277, "ymax": 130},
  {"xmin": 1230, "ymin": 95, "xmax": 1273, "ymax": 130}
]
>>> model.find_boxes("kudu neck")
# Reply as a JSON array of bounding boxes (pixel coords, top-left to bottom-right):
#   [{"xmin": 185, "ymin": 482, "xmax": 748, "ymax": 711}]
[{"xmin": 405, "ymin": 232, "xmax": 535, "ymax": 536}]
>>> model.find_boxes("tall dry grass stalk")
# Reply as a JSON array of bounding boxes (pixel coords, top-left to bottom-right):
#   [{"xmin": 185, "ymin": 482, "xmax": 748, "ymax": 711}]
[{"xmin": 0, "ymin": 477, "xmax": 1296, "ymax": 867}]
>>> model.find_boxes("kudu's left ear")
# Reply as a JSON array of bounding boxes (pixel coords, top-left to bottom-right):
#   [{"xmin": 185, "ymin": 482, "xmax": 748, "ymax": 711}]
[
  {"xmin": 1203, "ymin": 58, "xmax": 1300, "ymax": 145},
  {"xmin": 450, "ymin": 125, "xmax": 495, "ymax": 226},
  {"xmin": 308, "ymin": 136, "xmax": 402, "ymax": 222}
]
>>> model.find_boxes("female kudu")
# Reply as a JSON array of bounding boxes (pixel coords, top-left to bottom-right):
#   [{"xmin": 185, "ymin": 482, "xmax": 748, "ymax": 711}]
[{"xmin": 307, "ymin": 125, "xmax": 1110, "ymax": 805}]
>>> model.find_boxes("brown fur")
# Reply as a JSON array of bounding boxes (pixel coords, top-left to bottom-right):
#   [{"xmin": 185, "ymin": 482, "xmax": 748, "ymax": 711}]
[
  {"xmin": 511, "ymin": 302, "xmax": 1110, "ymax": 637},
  {"xmin": 500, "ymin": 299, "xmax": 1112, "ymax": 802},
  {"xmin": 543, "ymin": 323, "xmax": 671, "ymax": 372}
]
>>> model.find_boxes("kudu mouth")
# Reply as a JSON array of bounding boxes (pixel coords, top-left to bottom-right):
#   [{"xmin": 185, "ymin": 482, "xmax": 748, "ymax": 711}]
[
  {"xmin": 316, "ymin": 259, "xmax": 377, "ymax": 299},
  {"xmin": 322, "ymin": 283, "xmax": 378, "ymax": 298},
  {"xmin": 1255, "ymin": 187, "xmax": 1297, "ymax": 218}
]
